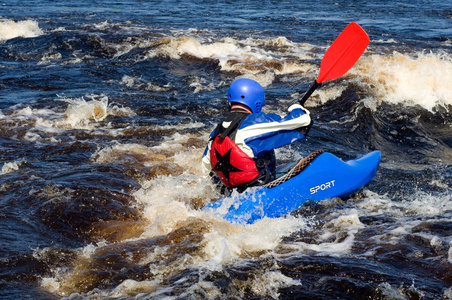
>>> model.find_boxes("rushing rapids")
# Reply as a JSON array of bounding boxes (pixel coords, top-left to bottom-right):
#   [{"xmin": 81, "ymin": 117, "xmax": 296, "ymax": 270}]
[{"xmin": 0, "ymin": 0, "xmax": 451, "ymax": 299}]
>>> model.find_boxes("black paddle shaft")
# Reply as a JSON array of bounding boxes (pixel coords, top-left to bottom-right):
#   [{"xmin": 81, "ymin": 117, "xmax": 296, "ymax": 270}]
[{"xmin": 299, "ymin": 80, "xmax": 321, "ymax": 106}]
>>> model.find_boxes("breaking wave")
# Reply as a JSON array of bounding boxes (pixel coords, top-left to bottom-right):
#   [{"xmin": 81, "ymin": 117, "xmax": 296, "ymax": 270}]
[{"xmin": 0, "ymin": 19, "xmax": 43, "ymax": 41}]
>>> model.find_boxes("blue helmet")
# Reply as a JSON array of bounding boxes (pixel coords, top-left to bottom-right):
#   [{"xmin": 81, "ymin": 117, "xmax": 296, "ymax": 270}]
[{"xmin": 228, "ymin": 78, "xmax": 265, "ymax": 113}]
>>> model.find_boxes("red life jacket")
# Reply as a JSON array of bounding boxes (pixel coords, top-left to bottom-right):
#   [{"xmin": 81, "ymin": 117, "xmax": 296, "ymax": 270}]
[
  {"xmin": 210, "ymin": 113, "xmax": 259, "ymax": 188},
  {"xmin": 210, "ymin": 135, "xmax": 259, "ymax": 188}
]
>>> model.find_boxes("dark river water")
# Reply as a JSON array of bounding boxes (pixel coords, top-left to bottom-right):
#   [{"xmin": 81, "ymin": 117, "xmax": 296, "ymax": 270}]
[{"xmin": 1, "ymin": 0, "xmax": 451, "ymax": 299}]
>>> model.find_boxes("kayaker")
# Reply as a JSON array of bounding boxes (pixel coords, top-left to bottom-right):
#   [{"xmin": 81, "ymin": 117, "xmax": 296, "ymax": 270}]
[{"xmin": 202, "ymin": 78, "xmax": 313, "ymax": 194}]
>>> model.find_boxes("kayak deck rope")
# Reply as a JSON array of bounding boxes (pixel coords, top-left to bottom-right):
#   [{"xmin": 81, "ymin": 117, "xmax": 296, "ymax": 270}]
[{"xmin": 263, "ymin": 150, "xmax": 325, "ymax": 189}]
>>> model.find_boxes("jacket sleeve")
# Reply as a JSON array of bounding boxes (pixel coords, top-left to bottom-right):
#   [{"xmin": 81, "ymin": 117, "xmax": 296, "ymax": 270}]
[
  {"xmin": 201, "ymin": 141, "xmax": 212, "ymax": 175},
  {"xmin": 201, "ymin": 129, "xmax": 216, "ymax": 175},
  {"xmin": 235, "ymin": 104, "xmax": 312, "ymax": 156}
]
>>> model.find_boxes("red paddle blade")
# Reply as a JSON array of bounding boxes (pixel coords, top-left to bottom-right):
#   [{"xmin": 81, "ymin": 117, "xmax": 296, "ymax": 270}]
[{"xmin": 317, "ymin": 22, "xmax": 370, "ymax": 84}]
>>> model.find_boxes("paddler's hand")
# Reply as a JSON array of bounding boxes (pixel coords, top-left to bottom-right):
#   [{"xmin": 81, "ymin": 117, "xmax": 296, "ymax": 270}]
[{"xmin": 288, "ymin": 103, "xmax": 310, "ymax": 115}]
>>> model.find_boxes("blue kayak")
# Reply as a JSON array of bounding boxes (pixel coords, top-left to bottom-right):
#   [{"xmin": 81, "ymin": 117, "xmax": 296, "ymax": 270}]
[{"xmin": 203, "ymin": 150, "xmax": 381, "ymax": 224}]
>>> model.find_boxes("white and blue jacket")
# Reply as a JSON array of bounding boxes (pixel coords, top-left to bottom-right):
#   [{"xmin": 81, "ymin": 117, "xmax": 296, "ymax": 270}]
[{"xmin": 202, "ymin": 103, "xmax": 312, "ymax": 175}]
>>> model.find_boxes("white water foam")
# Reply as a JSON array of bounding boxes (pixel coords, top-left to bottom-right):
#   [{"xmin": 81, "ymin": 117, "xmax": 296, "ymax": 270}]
[
  {"xmin": 1, "ymin": 160, "xmax": 24, "ymax": 175},
  {"xmin": 144, "ymin": 35, "xmax": 318, "ymax": 82},
  {"xmin": 129, "ymin": 133, "xmax": 310, "ymax": 262},
  {"xmin": 353, "ymin": 51, "xmax": 452, "ymax": 111},
  {"xmin": 0, "ymin": 19, "xmax": 43, "ymax": 41}
]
